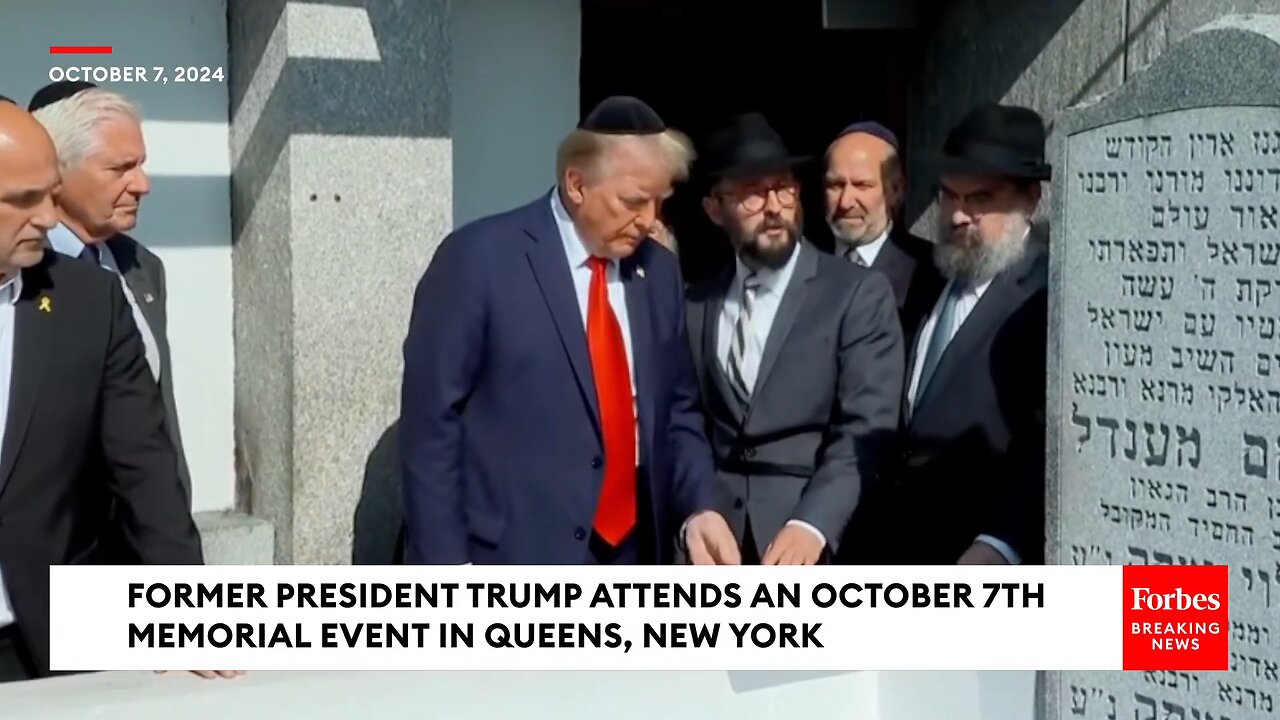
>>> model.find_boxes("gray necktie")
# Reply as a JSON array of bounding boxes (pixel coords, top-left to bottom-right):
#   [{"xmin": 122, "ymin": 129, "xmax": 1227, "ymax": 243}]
[
  {"xmin": 845, "ymin": 246, "xmax": 868, "ymax": 267},
  {"xmin": 916, "ymin": 280, "xmax": 967, "ymax": 398},
  {"xmin": 728, "ymin": 272, "xmax": 761, "ymax": 398}
]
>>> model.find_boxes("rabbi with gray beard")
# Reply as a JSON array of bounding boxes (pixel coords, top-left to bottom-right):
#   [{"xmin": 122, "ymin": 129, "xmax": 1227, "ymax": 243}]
[
  {"xmin": 684, "ymin": 112, "xmax": 903, "ymax": 565},
  {"xmin": 843, "ymin": 103, "xmax": 1050, "ymax": 566}
]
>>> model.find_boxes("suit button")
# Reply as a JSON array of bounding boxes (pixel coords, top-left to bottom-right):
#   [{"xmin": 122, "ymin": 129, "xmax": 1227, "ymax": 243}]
[
  {"xmin": 591, "ymin": 456, "xmax": 603, "ymax": 469},
  {"xmin": 574, "ymin": 527, "xmax": 587, "ymax": 541},
  {"xmin": 733, "ymin": 498, "xmax": 744, "ymax": 509},
  {"xmin": 744, "ymin": 448, "xmax": 755, "ymax": 459}
]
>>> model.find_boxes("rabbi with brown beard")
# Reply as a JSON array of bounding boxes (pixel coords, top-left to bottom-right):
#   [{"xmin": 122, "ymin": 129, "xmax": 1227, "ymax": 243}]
[{"xmin": 684, "ymin": 112, "xmax": 903, "ymax": 565}]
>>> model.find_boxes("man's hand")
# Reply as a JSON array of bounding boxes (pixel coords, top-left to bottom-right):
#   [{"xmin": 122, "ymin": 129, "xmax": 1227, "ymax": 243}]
[
  {"xmin": 762, "ymin": 524, "xmax": 824, "ymax": 565},
  {"xmin": 684, "ymin": 511, "xmax": 741, "ymax": 565},
  {"xmin": 957, "ymin": 542, "xmax": 1010, "ymax": 565},
  {"xmin": 156, "ymin": 670, "xmax": 246, "ymax": 679}
]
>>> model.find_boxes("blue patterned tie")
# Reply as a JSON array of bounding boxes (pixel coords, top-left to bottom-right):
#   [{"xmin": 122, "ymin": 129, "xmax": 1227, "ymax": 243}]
[
  {"xmin": 79, "ymin": 244, "xmax": 100, "ymax": 264},
  {"xmin": 917, "ymin": 280, "xmax": 967, "ymax": 397}
]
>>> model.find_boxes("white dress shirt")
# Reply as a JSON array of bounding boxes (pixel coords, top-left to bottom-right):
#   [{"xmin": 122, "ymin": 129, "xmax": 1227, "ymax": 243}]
[
  {"xmin": 47, "ymin": 224, "xmax": 161, "ymax": 382},
  {"xmin": 715, "ymin": 246, "xmax": 827, "ymax": 549},
  {"xmin": 839, "ymin": 225, "xmax": 891, "ymax": 267},
  {"xmin": 907, "ymin": 275, "xmax": 1022, "ymax": 565},
  {"xmin": 0, "ymin": 272, "xmax": 22, "ymax": 628}
]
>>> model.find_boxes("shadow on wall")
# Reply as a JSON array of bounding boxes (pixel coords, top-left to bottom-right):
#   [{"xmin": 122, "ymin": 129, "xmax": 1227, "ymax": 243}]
[
  {"xmin": 353, "ymin": 421, "xmax": 405, "ymax": 564},
  {"xmin": 228, "ymin": 0, "xmax": 450, "ymax": 241},
  {"xmin": 904, "ymin": 0, "xmax": 1174, "ymax": 234}
]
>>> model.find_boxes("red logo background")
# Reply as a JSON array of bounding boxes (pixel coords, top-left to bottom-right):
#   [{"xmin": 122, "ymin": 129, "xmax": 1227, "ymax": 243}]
[{"xmin": 1122, "ymin": 565, "xmax": 1229, "ymax": 671}]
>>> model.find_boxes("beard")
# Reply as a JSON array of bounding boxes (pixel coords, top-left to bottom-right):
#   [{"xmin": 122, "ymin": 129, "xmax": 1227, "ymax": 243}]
[
  {"xmin": 934, "ymin": 213, "xmax": 1030, "ymax": 285},
  {"xmin": 827, "ymin": 210, "xmax": 886, "ymax": 249},
  {"xmin": 732, "ymin": 212, "xmax": 801, "ymax": 270}
]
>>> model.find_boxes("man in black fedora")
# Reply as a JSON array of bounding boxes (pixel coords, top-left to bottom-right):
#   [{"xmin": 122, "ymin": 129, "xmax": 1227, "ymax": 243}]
[
  {"xmin": 683, "ymin": 111, "xmax": 903, "ymax": 564},
  {"xmin": 847, "ymin": 102, "xmax": 1051, "ymax": 566}
]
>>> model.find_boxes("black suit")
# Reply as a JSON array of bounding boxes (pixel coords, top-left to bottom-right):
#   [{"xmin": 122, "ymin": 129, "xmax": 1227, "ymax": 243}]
[
  {"xmin": 844, "ymin": 238, "xmax": 1048, "ymax": 565},
  {"xmin": 866, "ymin": 228, "xmax": 946, "ymax": 338},
  {"xmin": 0, "ymin": 252, "xmax": 202, "ymax": 679}
]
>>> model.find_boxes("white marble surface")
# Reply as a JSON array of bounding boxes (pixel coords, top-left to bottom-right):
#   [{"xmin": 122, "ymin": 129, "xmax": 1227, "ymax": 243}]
[{"xmin": 0, "ymin": 669, "xmax": 1036, "ymax": 719}]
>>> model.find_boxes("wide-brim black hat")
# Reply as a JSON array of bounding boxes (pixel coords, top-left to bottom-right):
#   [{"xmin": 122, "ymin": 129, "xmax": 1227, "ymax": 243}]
[
  {"xmin": 935, "ymin": 103, "xmax": 1051, "ymax": 180},
  {"xmin": 700, "ymin": 112, "xmax": 810, "ymax": 183}
]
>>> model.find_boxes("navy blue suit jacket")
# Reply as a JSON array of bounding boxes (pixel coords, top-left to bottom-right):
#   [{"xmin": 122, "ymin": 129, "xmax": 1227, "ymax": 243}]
[{"xmin": 400, "ymin": 191, "xmax": 716, "ymax": 564}]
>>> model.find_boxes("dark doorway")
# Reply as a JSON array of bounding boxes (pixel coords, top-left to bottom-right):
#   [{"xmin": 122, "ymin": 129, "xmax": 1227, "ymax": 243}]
[{"xmin": 581, "ymin": 0, "xmax": 917, "ymax": 285}]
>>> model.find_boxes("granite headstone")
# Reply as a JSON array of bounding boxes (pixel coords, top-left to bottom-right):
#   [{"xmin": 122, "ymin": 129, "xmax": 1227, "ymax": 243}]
[{"xmin": 1047, "ymin": 14, "xmax": 1280, "ymax": 720}]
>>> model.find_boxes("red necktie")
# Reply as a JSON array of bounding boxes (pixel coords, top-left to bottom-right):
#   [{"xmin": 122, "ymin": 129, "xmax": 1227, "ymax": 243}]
[{"xmin": 586, "ymin": 257, "xmax": 636, "ymax": 545}]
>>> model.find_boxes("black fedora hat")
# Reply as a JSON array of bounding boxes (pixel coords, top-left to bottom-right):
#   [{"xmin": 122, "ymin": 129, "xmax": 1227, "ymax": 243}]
[
  {"xmin": 700, "ymin": 112, "xmax": 809, "ymax": 183},
  {"xmin": 936, "ymin": 103, "xmax": 1051, "ymax": 180}
]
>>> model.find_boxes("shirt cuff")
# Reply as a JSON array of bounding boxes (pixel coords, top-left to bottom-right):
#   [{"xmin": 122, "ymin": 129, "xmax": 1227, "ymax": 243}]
[
  {"xmin": 678, "ymin": 516, "xmax": 695, "ymax": 551},
  {"xmin": 786, "ymin": 519, "xmax": 827, "ymax": 548},
  {"xmin": 975, "ymin": 534, "xmax": 1021, "ymax": 565}
]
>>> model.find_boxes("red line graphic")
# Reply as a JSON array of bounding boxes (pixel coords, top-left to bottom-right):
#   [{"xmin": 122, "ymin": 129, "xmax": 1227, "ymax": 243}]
[{"xmin": 49, "ymin": 46, "xmax": 113, "ymax": 54}]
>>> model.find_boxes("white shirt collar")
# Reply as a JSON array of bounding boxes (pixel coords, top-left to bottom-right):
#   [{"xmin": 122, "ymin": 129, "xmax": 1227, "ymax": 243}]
[
  {"xmin": 551, "ymin": 188, "xmax": 612, "ymax": 270},
  {"xmin": 47, "ymin": 222, "xmax": 92, "ymax": 257},
  {"xmin": 847, "ymin": 224, "xmax": 891, "ymax": 266},
  {"xmin": 839, "ymin": 222, "xmax": 890, "ymax": 265},
  {"xmin": 0, "ymin": 272, "xmax": 21, "ymax": 305},
  {"xmin": 734, "ymin": 239, "xmax": 801, "ymax": 295}
]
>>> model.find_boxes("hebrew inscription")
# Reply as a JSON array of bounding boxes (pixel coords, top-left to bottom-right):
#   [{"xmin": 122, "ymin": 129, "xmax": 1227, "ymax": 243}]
[{"xmin": 1058, "ymin": 107, "xmax": 1280, "ymax": 720}]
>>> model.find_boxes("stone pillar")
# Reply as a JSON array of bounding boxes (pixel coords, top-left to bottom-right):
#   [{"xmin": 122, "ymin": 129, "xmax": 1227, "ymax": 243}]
[{"xmin": 228, "ymin": 0, "xmax": 452, "ymax": 563}]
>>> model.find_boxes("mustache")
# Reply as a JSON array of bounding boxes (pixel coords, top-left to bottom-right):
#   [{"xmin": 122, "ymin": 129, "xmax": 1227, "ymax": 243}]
[{"xmin": 757, "ymin": 216, "xmax": 791, "ymax": 233}]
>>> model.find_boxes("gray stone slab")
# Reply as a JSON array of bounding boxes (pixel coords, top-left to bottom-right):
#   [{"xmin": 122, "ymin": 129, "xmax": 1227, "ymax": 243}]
[
  {"xmin": 195, "ymin": 510, "xmax": 275, "ymax": 565},
  {"xmin": 1047, "ymin": 14, "xmax": 1280, "ymax": 720},
  {"xmin": 227, "ymin": 0, "xmax": 451, "ymax": 563},
  {"xmin": 1127, "ymin": 0, "xmax": 1280, "ymax": 80}
]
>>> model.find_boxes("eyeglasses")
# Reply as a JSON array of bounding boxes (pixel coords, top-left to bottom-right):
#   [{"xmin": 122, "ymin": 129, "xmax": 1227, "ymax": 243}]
[{"xmin": 718, "ymin": 183, "xmax": 799, "ymax": 214}]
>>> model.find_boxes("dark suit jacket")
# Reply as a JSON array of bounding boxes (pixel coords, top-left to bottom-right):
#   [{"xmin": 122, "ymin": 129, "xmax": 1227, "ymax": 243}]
[
  {"xmin": 869, "ymin": 227, "xmax": 946, "ymax": 338},
  {"xmin": 845, "ymin": 239, "xmax": 1049, "ymax": 565},
  {"xmin": 399, "ymin": 191, "xmax": 715, "ymax": 565},
  {"xmin": 685, "ymin": 241, "xmax": 904, "ymax": 558},
  {"xmin": 105, "ymin": 235, "xmax": 191, "ymax": 503},
  {"xmin": 0, "ymin": 252, "xmax": 202, "ymax": 677}
]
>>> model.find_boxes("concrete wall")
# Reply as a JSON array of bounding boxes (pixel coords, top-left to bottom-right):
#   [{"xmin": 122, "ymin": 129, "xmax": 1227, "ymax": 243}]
[
  {"xmin": 451, "ymin": 0, "xmax": 580, "ymax": 228},
  {"xmin": 904, "ymin": 0, "xmax": 1280, "ymax": 237},
  {"xmin": 0, "ymin": 0, "xmax": 236, "ymax": 514}
]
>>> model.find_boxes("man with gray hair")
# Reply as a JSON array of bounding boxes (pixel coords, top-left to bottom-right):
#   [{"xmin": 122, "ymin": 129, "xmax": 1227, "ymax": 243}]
[
  {"xmin": 401, "ymin": 96, "xmax": 739, "ymax": 565},
  {"xmin": 28, "ymin": 81, "xmax": 191, "ymax": 506}
]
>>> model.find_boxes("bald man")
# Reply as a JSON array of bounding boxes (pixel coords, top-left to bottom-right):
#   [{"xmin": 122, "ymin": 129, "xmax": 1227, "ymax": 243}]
[
  {"xmin": 823, "ymin": 123, "xmax": 944, "ymax": 336},
  {"xmin": 0, "ymin": 103, "xmax": 213, "ymax": 681}
]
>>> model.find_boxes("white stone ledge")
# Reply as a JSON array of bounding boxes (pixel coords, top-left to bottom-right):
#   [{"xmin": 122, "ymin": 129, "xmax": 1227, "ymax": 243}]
[
  {"xmin": 194, "ymin": 510, "xmax": 275, "ymax": 565},
  {"xmin": 0, "ymin": 669, "xmax": 1035, "ymax": 719}
]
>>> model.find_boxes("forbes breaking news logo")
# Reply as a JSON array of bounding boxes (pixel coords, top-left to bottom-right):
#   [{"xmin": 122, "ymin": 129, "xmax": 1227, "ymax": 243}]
[{"xmin": 1122, "ymin": 565, "xmax": 1229, "ymax": 671}]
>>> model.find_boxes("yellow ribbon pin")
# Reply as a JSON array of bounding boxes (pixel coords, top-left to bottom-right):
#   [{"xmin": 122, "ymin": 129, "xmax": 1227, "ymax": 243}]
[{"xmin": 38, "ymin": 297, "xmax": 51, "ymax": 313}]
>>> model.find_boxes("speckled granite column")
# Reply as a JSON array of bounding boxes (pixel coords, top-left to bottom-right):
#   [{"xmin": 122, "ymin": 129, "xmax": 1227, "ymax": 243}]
[{"xmin": 228, "ymin": 0, "xmax": 451, "ymax": 563}]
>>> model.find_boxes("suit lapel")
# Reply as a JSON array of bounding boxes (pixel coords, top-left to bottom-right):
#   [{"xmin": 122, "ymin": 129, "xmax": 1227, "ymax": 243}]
[
  {"xmin": 523, "ymin": 195, "xmax": 600, "ymax": 437},
  {"xmin": 872, "ymin": 232, "xmax": 914, "ymax": 309},
  {"xmin": 752, "ymin": 242, "xmax": 816, "ymax": 403},
  {"xmin": 0, "ymin": 268, "xmax": 56, "ymax": 498},
  {"xmin": 622, "ymin": 256, "xmax": 655, "ymax": 464},
  {"xmin": 910, "ymin": 245, "xmax": 1046, "ymax": 419},
  {"xmin": 107, "ymin": 237, "xmax": 162, "ymax": 334}
]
